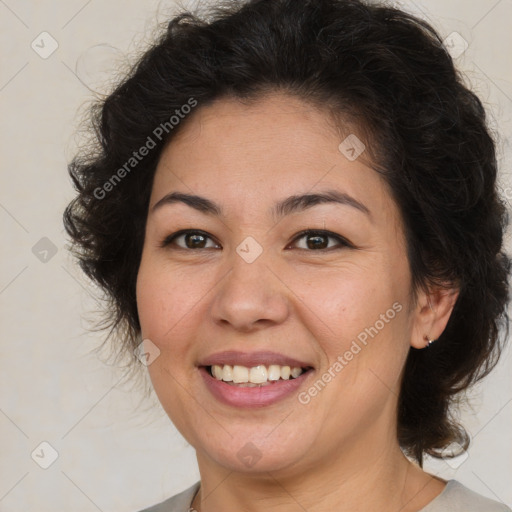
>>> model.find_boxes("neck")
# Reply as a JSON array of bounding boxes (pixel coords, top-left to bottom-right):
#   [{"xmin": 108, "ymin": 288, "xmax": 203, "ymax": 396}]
[{"xmin": 191, "ymin": 436, "xmax": 445, "ymax": 512}]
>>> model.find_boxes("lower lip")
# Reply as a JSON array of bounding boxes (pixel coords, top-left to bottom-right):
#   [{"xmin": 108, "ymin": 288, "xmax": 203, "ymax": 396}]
[{"xmin": 199, "ymin": 366, "xmax": 313, "ymax": 408}]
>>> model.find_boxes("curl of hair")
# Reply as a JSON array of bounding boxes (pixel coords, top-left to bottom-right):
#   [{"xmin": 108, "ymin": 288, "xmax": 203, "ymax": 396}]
[{"xmin": 63, "ymin": 0, "xmax": 510, "ymax": 464}]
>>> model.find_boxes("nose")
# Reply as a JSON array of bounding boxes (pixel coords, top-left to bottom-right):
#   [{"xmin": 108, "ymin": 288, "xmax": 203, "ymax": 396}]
[{"xmin": 210, "ymin": 249, "xmax": 290, "ymax": 332}]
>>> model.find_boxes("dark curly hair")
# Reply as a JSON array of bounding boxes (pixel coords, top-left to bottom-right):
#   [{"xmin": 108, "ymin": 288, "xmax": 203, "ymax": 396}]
[{"xmin": 63, "ymin": 0, "xmax": 510, "ymax": 466}]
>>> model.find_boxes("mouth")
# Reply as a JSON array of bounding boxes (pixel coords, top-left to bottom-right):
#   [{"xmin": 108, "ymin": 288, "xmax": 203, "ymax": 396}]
[
  {"xmin": 197, "ymin": 350, "xmax": 315, "ymax": 407},
  {"xmin": 197, "ymin": 351, "xmax": 315, "ymax": 408},
  {"xmin": 203, "ymin": 363, "xmax": 314, "ymax": 387}
]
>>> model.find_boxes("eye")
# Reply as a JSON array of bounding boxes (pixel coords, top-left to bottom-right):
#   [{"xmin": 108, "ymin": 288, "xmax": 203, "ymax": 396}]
[
  {"xmin": 288, "ymin": 229, "xmax": 352, "ymax": 251},
  {"xmin": 160, "ymin": 230, "xmax": 220, "ymax": 250},
  {"xmin": 160, "ymin": 229, "xmax": 352, "ymax": 251}
]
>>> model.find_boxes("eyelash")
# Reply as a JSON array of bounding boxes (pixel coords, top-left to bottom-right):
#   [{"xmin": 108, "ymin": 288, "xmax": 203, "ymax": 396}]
[{"xmin": 159, "ymin": 229, "xmax": 353, "ymax": 251}]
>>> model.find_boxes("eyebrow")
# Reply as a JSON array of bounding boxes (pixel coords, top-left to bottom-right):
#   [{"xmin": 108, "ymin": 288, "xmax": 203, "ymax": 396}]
[{"xmin": 151, "ymin": 189, "xmax": 371, "ymax": 220}]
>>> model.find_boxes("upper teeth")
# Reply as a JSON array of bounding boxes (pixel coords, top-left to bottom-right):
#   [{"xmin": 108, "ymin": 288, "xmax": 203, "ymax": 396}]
[{"xmin": 211, "ymin": 364, "xmax": 304, "ymax": 383}]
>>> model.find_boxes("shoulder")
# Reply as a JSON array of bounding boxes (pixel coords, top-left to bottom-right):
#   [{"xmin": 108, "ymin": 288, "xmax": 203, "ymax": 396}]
[
  {"xmin": 136, "ymin": 481, "xmax": 200, "ymax": 512},
  {"xmin": 135, "ymin": 479, "xmax": 511, "ymax": 512},
  {"xmin": 421, "ymin": 480, "xmax": 512, "ymax": 512}
]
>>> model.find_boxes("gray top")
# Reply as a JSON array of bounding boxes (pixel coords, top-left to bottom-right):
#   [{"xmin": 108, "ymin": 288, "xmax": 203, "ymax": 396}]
[{"xmin": 138, "ymin": 479, "xmax": 512, "ymax": 512}]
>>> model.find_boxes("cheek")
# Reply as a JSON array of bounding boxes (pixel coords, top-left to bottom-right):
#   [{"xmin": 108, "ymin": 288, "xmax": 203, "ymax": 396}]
[
  {"xmin": 303, "ymin": 273, "xmax": 410, "ymax": 417},
  {"xmin": 296, "ymin": 260, "xmax": 411, "ymax": 390},
  {"xmin": 136, "ymin": 269, "xmax": 171, "ymax": 342},
  {"xmin": 135, "ymin": 258, "xmax": 206, "ymax": 432},
  {"xmin": 136, "ymin": 257, "xmax": 204, "ymax": 345},
  {"xmin": 296, "ymin": 263, "xmax": 403, "ymax": 339}
]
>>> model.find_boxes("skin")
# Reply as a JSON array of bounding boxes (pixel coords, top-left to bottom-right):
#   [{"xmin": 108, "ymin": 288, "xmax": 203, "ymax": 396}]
[{"xmin": 135, "ymin": 93, "xmax": 459, "ymax": 512}]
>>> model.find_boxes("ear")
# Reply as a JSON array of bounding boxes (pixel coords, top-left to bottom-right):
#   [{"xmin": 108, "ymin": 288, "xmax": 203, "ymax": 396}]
[{"xmin": 410, "ymin": 285, "xmax": 459, "ymax": 349}]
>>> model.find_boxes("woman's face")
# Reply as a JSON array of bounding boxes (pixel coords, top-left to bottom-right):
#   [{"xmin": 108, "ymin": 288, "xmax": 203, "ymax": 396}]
[{"xmin": 136, "ymin": 93, "xmax": 426, "ymax": 475}]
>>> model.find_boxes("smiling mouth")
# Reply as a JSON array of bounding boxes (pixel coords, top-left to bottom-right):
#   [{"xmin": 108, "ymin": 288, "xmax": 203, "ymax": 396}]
[{"xmin": 204, "ymin": 364, "xmax": 314, "ymax": 387}]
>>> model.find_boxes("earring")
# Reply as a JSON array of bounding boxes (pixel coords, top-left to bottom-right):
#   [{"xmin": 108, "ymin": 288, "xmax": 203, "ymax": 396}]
[{"xmin": 424, "ymin": 335, "xmax": 436, "ymax": 348}]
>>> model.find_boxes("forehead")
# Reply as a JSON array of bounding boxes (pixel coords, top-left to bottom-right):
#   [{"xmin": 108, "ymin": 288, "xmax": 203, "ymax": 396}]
[
  {"xmin": 168, "ymin": 93, "xmax": 342, "ymax": 162},
  {"xmin": 150, "ymin": 93, "xmax": 393, "ymax": 221}
]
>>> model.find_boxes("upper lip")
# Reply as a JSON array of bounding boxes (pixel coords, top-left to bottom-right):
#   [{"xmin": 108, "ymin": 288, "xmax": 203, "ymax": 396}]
[{"xmin": 198, "ymin": 350, "xmax": 314, "ymax": 369}]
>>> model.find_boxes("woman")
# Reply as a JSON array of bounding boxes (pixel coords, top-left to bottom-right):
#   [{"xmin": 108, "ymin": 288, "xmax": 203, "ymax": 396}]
[{"xmin": 63, "ymin": 0, "xmax": 511, "ymax": 510}]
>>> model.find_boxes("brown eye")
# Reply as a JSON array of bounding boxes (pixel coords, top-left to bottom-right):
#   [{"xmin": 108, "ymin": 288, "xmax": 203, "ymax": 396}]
[
  {"xmin": 161, "ymin": 229, "xmax": 351, "ymax": 252},
  {"xmin": 184, "ymin": 233, "xmax": 207, "ymax": 248},
  {"xmin": 290, "ymin": 230, "xmax": 351, "ymax": 251},
  {"xmin": 305, "ymin": 234, "xmax": 329, "ymax": 249},
  {"xmin": 160, "ymin": 230, "xmax": 220, "ymax": 250}
]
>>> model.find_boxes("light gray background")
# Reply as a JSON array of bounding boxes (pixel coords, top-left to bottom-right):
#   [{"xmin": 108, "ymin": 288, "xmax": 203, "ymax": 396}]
[{"xmin": 0, "ymin": 1, "xmax": 511, "ymax": 511}]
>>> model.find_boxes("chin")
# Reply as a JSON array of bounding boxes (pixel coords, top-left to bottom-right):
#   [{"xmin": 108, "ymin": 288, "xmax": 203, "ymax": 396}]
[{"xmin": 196, "ymin": 429, "xmax": 315, "ymax": 475}]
